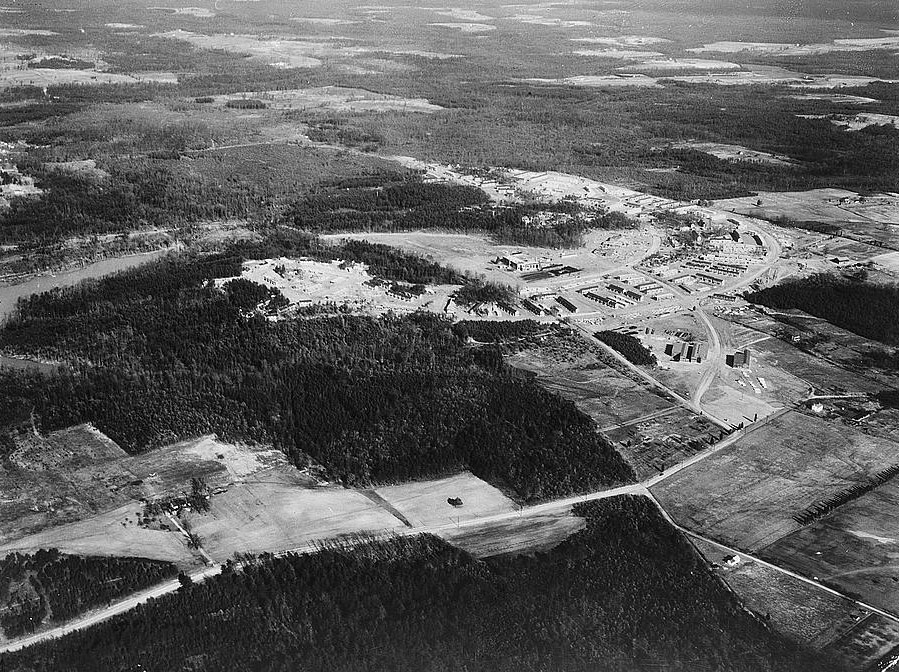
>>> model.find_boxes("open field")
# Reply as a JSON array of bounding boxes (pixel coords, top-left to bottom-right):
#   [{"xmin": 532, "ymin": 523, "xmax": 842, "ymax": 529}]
[
  {"xmin": 688, "ymin": 36, "xmax": 899, "ymax": 56},
  {"xmin": 508, "ymin": 346, "xmax": 674, "ymax": 428},
  {"xmin": 691, "ymin": 534, "xmax": 899, "ymax": 670},
  {"xmin": 186, "ymin": 474, "xmax": 405, "ymax": 559},
  {"xmin": 823, "ymin": 615, "xmax": 899, "ymax": 671},
  {"xmin": 0, "ymin": 502, "xmax": 196, "ymax": 565},
  {"xmin": 761, "ymin": 479, "xmax": 899, "ymax": 615},
  {"xmin": 440, "ymin": 508, "xmax": 585, "ymax": 557},
  {"xmin": 653, "ymin": 410, "xmax": 899, "ymax": 552},
  {"xmin": 689, "ymin": 535, "xmax": 869, "ymax": 648},
  {"xmin": 603, "ymin": 409, "xmax": 724, "ymax": 479},
  {"xmin": 674, "ymin": 142, "xmax": 797, "ymax": 166},
  {"xmin": 717, "ymin": 189, "xmax": 899, "ymax": 230},
  {"xmin": 0, "ymin": 426, "xmax": 297, "ymax": 550},
  {"xmin": 374, "ymin": 472, "xmax": 518, "ymax": 528}
]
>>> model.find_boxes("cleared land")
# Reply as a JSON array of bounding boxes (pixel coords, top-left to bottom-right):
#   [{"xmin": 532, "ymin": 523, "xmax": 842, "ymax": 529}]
[
  {"xmin": 218, "ymin": 257, "xmax": 458, "ymax": 317},
  {"xmin": 674, "ymin": 142, "xmax": 796, "ymax": 167},
  {"xmin": 717, "ymin": 189, "xmax": 899, "ymax": 232},
  {"xmin": 691, "ymin": 534, "xmax": 899, "ymax": 670},
  {"xmin": 440, "ymin": 509, "xmax": 585, "ymax": 557},
  {"xmin": 690, "ymin": 536, "xmax": 869, "ymax": 649},
  {"xmin": 761, "ymin": 479, "xmax": 899, "ymax": 615},
  {"xmin": 219, "ymin": 86, "xmax": 443, "ymax": 114},
  {"xmin": 374, "ymin": 472, "xmax": 518, "ymax": 528},
  {"xmin": 0, "ymin": 503, "xmax": 195, "ymax": 565},
  {"xmin": 0, "ymin": 427, "xmax": 308, "ymax": 562},
  {"xmin": 652, "ymin": 410, "xmax": 899, "ymax": 552},
  {"xmin": 186, "ymin": 475, "xmax": 405, "ymax": 559}
]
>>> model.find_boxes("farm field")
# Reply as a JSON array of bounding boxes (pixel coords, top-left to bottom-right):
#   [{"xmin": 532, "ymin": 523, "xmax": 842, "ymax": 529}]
[
  {"xmin": 508, "ymin": 348, "xmax": 674, "ymax": 428},
  {"xmin": 0, "ymin": 426, "xmax": 310, "ymax": 559},
  {"xmin": 186, "ymin": 475, "xmax": 406, "ymax": 559},
  {"xmin": 374, "ymin": 472, "xmax": 518, "ymax": 528},
  {"xmin": 760, "ymin": 479, "xmax": 899, "ymax": 615},
  {"xmin": 652, "ymin": 410, "xmax": 899, "ymax": 552},
  {"xmin": 0, "ymin": 503, "xmax": 196, "ymax": 565},
  {"xmin": 603, "ymin": 410, "xmax": 724, "ymax": 480},
  {"xmin": 440, "ymin": 508, "xmax": 586, "ymax": 558},
  {"xmin": 690, "ymin": 535, "xmax": 899, "ymax": 670},
  {"xmin": 689, "ymin": 536, "xmax": 868, "ymax": 648}
]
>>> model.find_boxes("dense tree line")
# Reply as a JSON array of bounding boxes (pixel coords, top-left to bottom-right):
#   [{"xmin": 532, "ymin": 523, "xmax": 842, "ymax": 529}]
[
  {"xmin": 452, "ymin": 320, "xmax": 550, "ymax": 343},
  {"xmin": 0, "ymin": 497, "xmax": 834, "ymax": 672},
  {"xmin": 594, "ymin": 331, "xmax": 658, "ymax": 367},
  {"xmin": 0, "ymin": 550, "xmax": 176, "ymax": 638},
  {"xmin": 286, "ymin": 179, "xmax": 594, "ymax": 248},
  {"xmin": 0, "ymin": 247, "xmax": 632, "ymax": 499},
  {"xmin": 587, "ymin": 210, "xmax": 640, "ymax": 230},
  {"xmin": 454, "ymin": 279, "xmax": 518, "ymax": 307},
  {"xmin": 746, "ymin": 274, "xmax": 899, "ymax": 346}
]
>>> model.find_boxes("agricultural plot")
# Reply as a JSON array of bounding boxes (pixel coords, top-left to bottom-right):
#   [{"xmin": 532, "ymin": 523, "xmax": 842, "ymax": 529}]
[
  {"xmin": 689, "ymin": 536, "xmax": 870, "ymax": 650},
  {"xmin": 440, "ymin": 509, "xmax": 585, "ymax": 558},
  {"xmin": 603, "ymin": 410, "xmax": 724, "ymax": 480},
  {"xmin": 691, "ymin": 534, "xmax": 899, "ymax": 670},
  {"xmin": 717, "ymin": 190, "xmax": 899, "ymax": 250},
  {"xmin": 185, "ymin": 475, "xmax": 405, "ymax": 560},
  {"xmin": 374, "ymin": 472, "xmax": 518, "ymax": 528},
  {"xmin": 761, "ymin": 479, "xmax": 899, "ymax": 615},
  {"xmin": 673, "ymin": 142, "xmax": 797, "ymax": 166},
  {"xmin": 0, "ymin": 425, "xmax": 298, "ymax": 558},
  {"xmin": 509, "ymin": 352, "xmax": 674, "ymax": 430},
  {"xmin": 0, "ymin": 503, "xmax": 196, "ymax": 565},
  {"xmin": 653, "ymin": 410, "xmax": 899, "ymax": 552}
]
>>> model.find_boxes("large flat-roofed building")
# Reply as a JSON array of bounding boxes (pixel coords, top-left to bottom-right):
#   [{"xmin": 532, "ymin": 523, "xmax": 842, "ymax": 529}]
[{"xmin": 498, "ymin": 252, "xmax": 540, "ymax": 272}]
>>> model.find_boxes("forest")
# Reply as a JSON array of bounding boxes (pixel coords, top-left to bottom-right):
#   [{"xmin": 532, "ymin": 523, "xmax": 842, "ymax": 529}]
[
  {"xmin": 0, "ymin": 245, "xmax": 633, "ymax": 500},
  {"xmin": 0, "ymin": 550, "xmax": 176, "ymax": 639},
  {"xmin": 594, "ymin": 331, "xmax": 658, "ymax": 367},
  {"xmin": 286, "ymin": 178, "xmax": 596, "ymax": 248},
  {"xmin": 745, "ymin": 274, "xmax": 899, "ymax": 346},
  {"xmin": 0, "ymin": 497, "xmax": 834, "ymax": 672}
]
